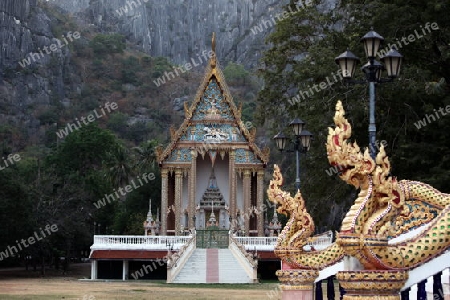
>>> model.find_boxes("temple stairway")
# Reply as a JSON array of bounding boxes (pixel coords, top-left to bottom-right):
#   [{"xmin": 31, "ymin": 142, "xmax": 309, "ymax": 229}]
[{"xmin": 172, "ymin": 248, "xmax": 252, "ymax": 283}]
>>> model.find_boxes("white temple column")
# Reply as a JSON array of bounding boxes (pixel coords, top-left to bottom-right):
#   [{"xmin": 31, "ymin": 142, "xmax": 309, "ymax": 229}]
[
  {"xmin": 122, "ymin": 260, "xmax": 128, "ymax": 280},
  {"xmin": 257, "ymin": 169, "xmax": 265, "ymax": 236},
  {"xmin": 161, "ymin": 169, "xmax": 168, "ymax": 235},
  {"xmin": 174, "ymin": 168, "xmax": 183, "ymax": 235},
  {"xmin": 243, "ymin": 169, "xmax": 251, "ymax": 235},
  {"xmin": 91, "ymin": 260, "xmax": 98, "ymax": 280}
]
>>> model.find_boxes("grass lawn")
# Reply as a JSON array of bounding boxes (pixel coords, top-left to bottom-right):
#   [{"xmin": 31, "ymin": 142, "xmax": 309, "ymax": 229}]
[{"xmin": 0, "ymin": 264, "xmax": 282, "ymax": 300}]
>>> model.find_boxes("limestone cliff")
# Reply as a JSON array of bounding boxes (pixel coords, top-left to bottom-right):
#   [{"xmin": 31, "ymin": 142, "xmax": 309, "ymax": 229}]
[
  {"xmin": 0, "ymin": 0, "xmax": 82, "ymax": 141},
  {"xmin": 0, "ymin": 0, "xmax": 294, "ymax": 144},
  {"xmin": 50, "ymin": 0, "xmax": 291, "ymax": 68}
]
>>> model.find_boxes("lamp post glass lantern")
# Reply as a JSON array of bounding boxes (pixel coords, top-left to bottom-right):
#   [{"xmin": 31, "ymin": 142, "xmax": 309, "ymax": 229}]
[
  {"xmin": 273, "ymin": 118, "xmax": 313, "ymax": 191},
  {"xmin": 289, "ymin": 118, "xmax": 305, "ymax": 136},
  {"xmin": 360, "ymin": 30, "xmax": 384, "ymax": 59},
  {"xmin": 299, "ymin": 130, "xmax": 313, "ymax": 151},
  {"xmin": 335, "ymin": 29, "xmax": 402, "ymax": 159},
  {"xmin": 381, "ymin": 48, "xmax": 403, "ymax": 78},
  {"xmin": 273, "ymin": 132, "xmax": 288, "ymax": 151},
  {"xmin": 334, "ymin": 50, "xmax": 360, "ymax": 79}
]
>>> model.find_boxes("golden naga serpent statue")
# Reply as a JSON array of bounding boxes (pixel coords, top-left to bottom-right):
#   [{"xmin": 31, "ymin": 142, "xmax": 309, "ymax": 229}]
[
  {"xmin": 267, "ymin": 165, "xmax": 345, "ymax": 269},
  {"xmin": 268, "ymin": 100, "xmax": 450, "ymax": 271}
]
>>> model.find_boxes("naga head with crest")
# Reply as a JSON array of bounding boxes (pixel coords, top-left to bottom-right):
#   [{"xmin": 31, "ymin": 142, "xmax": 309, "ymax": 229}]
[{"xmin": 326, "ymin": 101, "xmax": 404, "ymax": 212}]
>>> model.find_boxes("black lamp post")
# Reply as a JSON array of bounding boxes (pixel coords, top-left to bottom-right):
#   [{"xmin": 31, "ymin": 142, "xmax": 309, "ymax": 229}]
[
  {"xmin": 273, "ymin": 118, "xmax": 313, "ymax": 191},
  {"xmin": 335, "ymin": 29, "xmax": 403, "ymax": 160}
]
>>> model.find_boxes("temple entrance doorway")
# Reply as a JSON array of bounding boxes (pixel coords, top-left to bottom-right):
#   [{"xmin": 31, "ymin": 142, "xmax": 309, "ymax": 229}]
[{"xmin": 196, "ymin": 228, "xmax": 229, "ymax": 248}]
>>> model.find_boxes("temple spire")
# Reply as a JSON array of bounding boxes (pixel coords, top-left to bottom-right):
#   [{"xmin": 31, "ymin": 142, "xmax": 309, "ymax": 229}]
[
  {"xmin": 210, "ymin": 32, "xmax": 216, "ymax": 68},
  {"xmin": 144, "ymin": 198, "xmax": 159, "ymax": 235},
  {"xmin": 146, "ymin": 198, "xmax": 154, "ymax": 222},
  {"xmin": 212, "ymin": 32, "xmax": 216, "ymax": 54}
]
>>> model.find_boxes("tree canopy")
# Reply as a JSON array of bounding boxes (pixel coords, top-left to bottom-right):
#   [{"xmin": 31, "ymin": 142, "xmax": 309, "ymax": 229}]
[
  {"xmin": 256, "ymin": 0, "xmax": 450, "ymax": 230},
  {"xmin": 0, "ymin": 124, "xmax": 160, "ymax": 269}
]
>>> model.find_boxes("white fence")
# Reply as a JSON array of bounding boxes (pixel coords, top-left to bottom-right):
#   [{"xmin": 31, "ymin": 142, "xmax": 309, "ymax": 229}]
[
  {"xmin": 91, "ymin": 235, "xmax": 192, "ymax": 250},
  {"xmin": 91, "ymin": 234, "xmax": 334, "ymax": 252},
  {"xmin": 234, "ymin": 237, "xmax": 278, "ymax": 251}
]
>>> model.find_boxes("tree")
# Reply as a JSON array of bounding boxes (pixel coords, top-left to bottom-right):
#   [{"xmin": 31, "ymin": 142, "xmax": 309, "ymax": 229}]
[
  {"xmin": 132, "ymin": 139, "xmax": 158, "ymax": 173},
  {"xmin": 256, "ymin": 0, "xmax": 450, "ymax": 230},
  {"xmin": 223, "ymin": 62, "xmax": 250, "ymax": 85},
  {"xmin": 104, "ymin": 144, "xmax": 134, "ymax": 194},
  {"xmin": 0, "ymin": 167, "xmax": 33, "ymax": 267},
  {"xmin": 89, "ymin": 33, "xmax": 126, "ymax": 56},
  {"xmin": 51, "ymin": 123, "xmax": 119, "ymax": 176},
  {"xmin": 107, "ymin": 112, "xmax": 129, "ymax": 137}
]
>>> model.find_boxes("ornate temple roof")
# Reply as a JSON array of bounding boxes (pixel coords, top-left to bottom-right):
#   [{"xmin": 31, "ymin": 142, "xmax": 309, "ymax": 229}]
[{"xmin": 156, "ymin": 33, "xmax": 269, "ymax": 167}]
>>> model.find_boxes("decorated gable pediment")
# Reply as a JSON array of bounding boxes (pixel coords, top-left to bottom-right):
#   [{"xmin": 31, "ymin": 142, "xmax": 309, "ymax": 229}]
[
  {"xmin": 192, "ymin": 78, "xmax": 233, "ymax": 121},
  {"xmin": 157, "ymin": 34, "xmax": 269, "ymax": 166}
]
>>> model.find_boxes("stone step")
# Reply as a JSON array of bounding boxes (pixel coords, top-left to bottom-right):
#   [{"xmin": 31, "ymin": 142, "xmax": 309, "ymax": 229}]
[{"xmin": 172, "ymin": 248, "xmax": 252, "ymax": 283}]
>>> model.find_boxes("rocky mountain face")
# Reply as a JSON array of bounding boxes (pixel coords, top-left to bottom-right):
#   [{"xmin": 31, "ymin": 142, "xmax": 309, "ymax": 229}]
[
  {"xmin": 0, "ymin": 0, "xmax": 295, "ymax": 147},
  {"xmin": 0, "ymin": 0, "xmax": 83, "ymax": 146},
  {"xmin": 51, "ymin": 0, "xmax": 290, "ymax": 68}
]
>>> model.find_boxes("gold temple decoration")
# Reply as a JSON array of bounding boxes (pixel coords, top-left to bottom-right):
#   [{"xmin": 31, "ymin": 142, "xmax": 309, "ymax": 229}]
[
  {"xmin": 328, "ymin": 100, "xmax": 450, "ymax": 270},
  {"xmin": 337, "ymin": 270, "xmax": 408, "ymax": 299},
  {"xmin": 267, "ymin": 165, "xmax": 345, "ymax": 269},
  {"xmin": 276, "ymin": 269, "xmax": 319, "ymax": 291},
  {"xmin": 268, "ymin": 99, "xmax": 450, "ymax": 275}
]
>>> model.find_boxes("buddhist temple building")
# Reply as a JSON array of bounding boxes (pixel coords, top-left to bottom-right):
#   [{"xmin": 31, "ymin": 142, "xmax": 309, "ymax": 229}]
[
  {"xmin": 89, "ymin": 34, "xmax": 285, "ymax": 283},
  {"xmin": 155, "ymin": 33, "xmax": 270, "ymax": 237}
]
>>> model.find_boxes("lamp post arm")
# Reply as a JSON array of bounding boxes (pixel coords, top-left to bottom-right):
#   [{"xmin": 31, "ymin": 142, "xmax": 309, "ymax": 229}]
[
  {"xmin": 377, "ymin": 78, "xmax": 394, "ymax": 83},
  {"xmin": 368, "ymin": 81, "xmax": 377, "ymax": 160},
  {"xmin": 295, "ymin": 149, "xmax": 300, "ymax": 191},
  {"xmin": 344, "ymin": 78, "xmax": 367, "ymax": 85},
  {"xmin": 295, "ymin": 138, "xmax": 301, "ymax": 191}
]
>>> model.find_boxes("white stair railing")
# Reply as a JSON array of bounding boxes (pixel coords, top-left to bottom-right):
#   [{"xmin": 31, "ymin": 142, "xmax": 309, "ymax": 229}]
[
  {"xmin": 403, "ymin": 251, "xmax": 450, "ymax": 291},
  {"xmin": 234, "ymin": 236, "xmax": 278, "ymax": 251},
  {"xmin": 229, "ymin": 234, "xmax": 258, "ymax": 283},
  {"xmin": 166, "ymin": 232, "xmax": 196, "ymax": 283}
]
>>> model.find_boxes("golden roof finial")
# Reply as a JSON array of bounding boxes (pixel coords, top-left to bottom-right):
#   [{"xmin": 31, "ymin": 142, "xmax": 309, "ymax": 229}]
[{"xmin": 210, "ymin": 32, "xmax": 217, "ymax": 69}]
